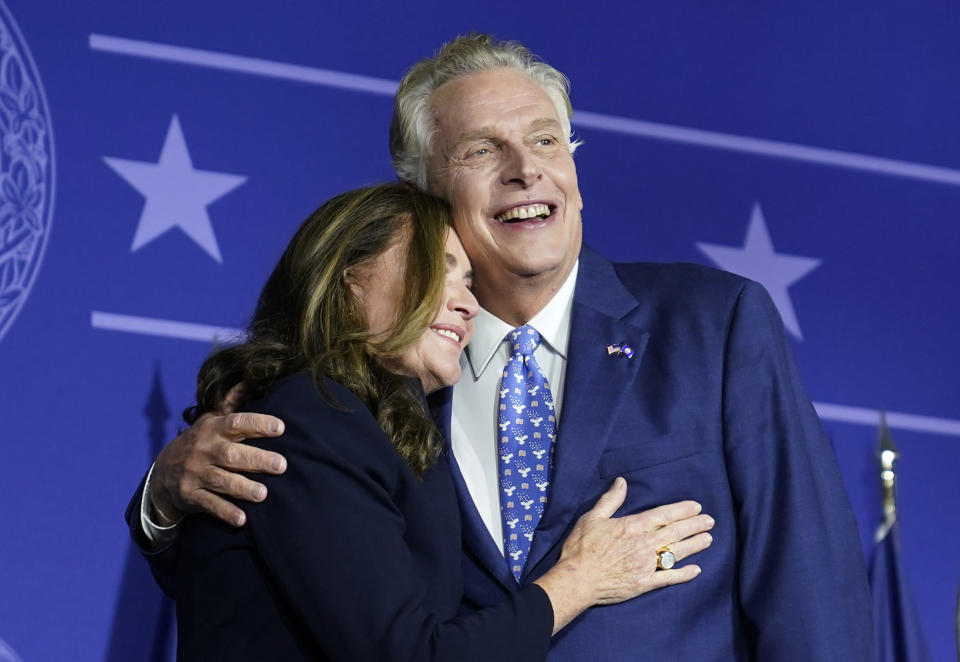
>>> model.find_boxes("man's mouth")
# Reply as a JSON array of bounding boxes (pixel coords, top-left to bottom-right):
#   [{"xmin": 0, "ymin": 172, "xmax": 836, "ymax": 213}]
[{"xmin": 494, "ymin": 203, "xmax": 553, "ymax": 224}]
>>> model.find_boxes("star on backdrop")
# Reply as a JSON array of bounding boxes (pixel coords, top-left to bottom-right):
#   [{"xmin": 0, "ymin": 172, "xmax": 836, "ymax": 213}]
[
  {"xmin": 103, "ymin": 114, "xmax": 247, "ymax": 263},
  {"xmin": 697, "ymin": 203, "xmax": 821, "ymax": 340}
]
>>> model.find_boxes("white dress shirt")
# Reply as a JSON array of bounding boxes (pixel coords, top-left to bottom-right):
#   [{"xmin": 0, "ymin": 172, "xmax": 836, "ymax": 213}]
[
  {"xmin": 451, "ymin": 262, "xmax": 578, "ymax": 555},
  {"xmin": 140, "ymin": 462, "xmax": 179, "ymax": 546}
]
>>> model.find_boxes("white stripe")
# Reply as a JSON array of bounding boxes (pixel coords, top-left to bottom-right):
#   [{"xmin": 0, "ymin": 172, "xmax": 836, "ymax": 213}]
[
  {"xmin": 89, "ymin": 33, "xmax": 960, "ymax": 187},
  {"xmin": 813, "ymin": 402, "xmax": 960, "ymax": 438},
  {"xmin": 88, "ymin": 34, "xmax": 398, "ymax": 95},
  {"xmin": 571, "ymin": 111, "xmax": 960, "ymax": 187},
  {"xmin": 90, "ymin": 311, "xmax": 244, "ymax": 343}
]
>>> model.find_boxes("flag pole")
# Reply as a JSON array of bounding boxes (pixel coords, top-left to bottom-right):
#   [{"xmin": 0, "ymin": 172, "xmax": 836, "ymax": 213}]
[
  {"xmin": 869, "ymin": 410, "xmax": 932, "ymax": 662},
  {"xmin": 875, "ymin": 411, "xmax": 898, "ymax": 543}
]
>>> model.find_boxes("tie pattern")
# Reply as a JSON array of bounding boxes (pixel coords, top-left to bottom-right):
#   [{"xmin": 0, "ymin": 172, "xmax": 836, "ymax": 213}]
[{"xmin": 497, "ymin": 325, "xmax": 556, "ymax": 581}]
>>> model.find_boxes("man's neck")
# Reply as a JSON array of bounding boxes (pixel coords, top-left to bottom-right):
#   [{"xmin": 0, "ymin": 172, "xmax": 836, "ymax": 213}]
[{"xmin": 476, "ymin": 264, "xmax": 575, "ymax": 327}]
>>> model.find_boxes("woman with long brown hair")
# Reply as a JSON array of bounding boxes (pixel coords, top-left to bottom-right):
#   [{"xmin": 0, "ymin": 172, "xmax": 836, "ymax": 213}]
[{"xmin": 172, "ymin": 183, "xmax": 712, "ymax": 660}]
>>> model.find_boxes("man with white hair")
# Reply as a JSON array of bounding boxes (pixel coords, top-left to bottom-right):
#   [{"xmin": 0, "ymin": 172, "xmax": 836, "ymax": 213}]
[{"xmin": 130, "ymin": 34, "xmax": 873, "ymax": 660}]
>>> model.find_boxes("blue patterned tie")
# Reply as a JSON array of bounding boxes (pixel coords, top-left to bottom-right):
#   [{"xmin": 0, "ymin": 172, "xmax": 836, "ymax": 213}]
[{"xmin": 498, "ymin": 325, "xmax": 556, "ymax": 581}]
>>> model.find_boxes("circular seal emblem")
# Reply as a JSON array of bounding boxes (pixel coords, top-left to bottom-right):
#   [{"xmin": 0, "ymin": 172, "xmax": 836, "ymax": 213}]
[
  {"xmin": 0, "ymin": 637, "xmax": 23, "ymax": 662},
  {"xmin": 0, "ymin": 0, "xmax": 55, "ymax": 343}
]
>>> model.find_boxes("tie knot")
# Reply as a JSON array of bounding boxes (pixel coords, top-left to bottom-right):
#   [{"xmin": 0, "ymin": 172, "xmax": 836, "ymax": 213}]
[{"xmin": 508, "ymin": 325, "xmax": 541, "ymax": 357}]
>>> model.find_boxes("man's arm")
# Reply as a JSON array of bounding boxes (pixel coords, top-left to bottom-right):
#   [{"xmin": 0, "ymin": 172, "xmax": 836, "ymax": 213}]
[
  {"xmin": 125, "ymin": 407, "xmax": 287, "ymax": 596},
  {"xmin": 127, "ymin": 388, "xmax": 289, "ymax": 559},
  {"xmin": 124, "ymin": 471, "xmax": 181, "ymax": 596},
  {"xmin": 722, "ymin": 281, "xmax": 873, "ymax": 660},
  {"xmin": 145, "ymin": 410, "xmax": 287, "ymax": 529}
]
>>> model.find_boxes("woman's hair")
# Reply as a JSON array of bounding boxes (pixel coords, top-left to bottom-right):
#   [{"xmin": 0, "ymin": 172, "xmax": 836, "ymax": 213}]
[{"xmin": 184, "ymin": 183, "xmax": 451, "ymax": 475}]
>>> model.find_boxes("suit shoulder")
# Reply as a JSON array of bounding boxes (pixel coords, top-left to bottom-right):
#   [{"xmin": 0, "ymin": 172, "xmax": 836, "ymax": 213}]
[
  {"xmin": 612, "ymin": 260, "xmax": 751, "ymax": 308},
  {"xmin": 607, "ymin": 260, "xmax": 785, "ymax": 349}
]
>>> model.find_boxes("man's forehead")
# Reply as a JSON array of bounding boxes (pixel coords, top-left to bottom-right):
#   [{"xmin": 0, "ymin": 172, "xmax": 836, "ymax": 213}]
[{"xmin": 431, "ymin": 71, "xmax": 559, "ymax": 127}]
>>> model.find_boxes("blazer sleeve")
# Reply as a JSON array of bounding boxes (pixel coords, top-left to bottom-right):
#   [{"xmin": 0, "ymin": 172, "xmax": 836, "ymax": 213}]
[
  {"xmin": 124, "ymin": 472, "xmax": 179, "ymax": 598},
  {"xmin": 721, "ymin": 281, "xmax": 874, "ymax": 660},
  {"xmin": 241, "ymin": 377, "xmax": 553, "ymax": 662}
]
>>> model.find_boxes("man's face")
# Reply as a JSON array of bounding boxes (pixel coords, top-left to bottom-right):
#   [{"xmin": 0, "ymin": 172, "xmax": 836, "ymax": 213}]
[{"xmin": 425, "ymin": 68, "xmax": 583, "ymax": 297}]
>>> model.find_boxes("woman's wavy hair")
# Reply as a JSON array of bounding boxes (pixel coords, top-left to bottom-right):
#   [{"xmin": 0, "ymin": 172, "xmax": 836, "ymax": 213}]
[{"xmin": 184, "ymin": 184, "xmax": 450, "ymax": 475}]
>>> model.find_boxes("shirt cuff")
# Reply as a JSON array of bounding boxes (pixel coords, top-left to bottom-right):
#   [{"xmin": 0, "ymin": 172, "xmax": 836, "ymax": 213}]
[{"xmin": 140, "ymin": 462, "xmax": 182, "ymax": 548}]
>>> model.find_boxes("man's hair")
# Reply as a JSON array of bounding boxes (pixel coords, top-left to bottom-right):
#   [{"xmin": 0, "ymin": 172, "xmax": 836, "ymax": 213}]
[
  {"xmin": 185, "ymin": 184, "xmax": 451, "ymax": 475},
  {"xmin": 390, "ymin": 33, "xmax": 581, "ymax": 190}
]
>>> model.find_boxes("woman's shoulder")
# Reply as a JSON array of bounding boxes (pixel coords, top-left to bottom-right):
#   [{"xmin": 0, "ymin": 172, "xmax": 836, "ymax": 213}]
[
  {"xmin": 250, "ymin": 372, "xmax": 370, "ymax": 426},
  {"xmin": 255, "ymin": 371, "xmax": 362, "ymax": 411},
  {"xmin": 246, "ymin": 371, "xmax": 395, "ymax": 465}
]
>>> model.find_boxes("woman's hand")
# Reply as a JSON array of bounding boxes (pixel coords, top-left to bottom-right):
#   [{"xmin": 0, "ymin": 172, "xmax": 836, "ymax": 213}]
[{"xmin": 534, "ymin": 477, "xmax": 714, "ymax": 633}]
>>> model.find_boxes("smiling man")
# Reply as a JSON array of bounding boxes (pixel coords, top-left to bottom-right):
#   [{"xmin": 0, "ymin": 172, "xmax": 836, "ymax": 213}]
[
  {"xmin": 422, "ymin": 66, "xmax": 583, "ymax": 324},
  {"xmin": 129, "ymin": 35, "xmax": 873, "ymax": 660}
]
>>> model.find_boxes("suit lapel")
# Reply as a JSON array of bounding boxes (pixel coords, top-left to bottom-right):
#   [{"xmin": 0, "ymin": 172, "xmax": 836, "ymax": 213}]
[
  {"xmin": 523, "ymin": 246, "xmax": 649, "ymax": 579},
  {"xmin": 428, "ymin": 388, "xmax": 516, "ymax": 591}
]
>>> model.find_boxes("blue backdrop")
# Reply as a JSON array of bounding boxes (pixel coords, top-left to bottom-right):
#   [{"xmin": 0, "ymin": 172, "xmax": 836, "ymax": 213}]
[{"xmin": 0, "ymin": 2, "xmax": 957, "ymax": 660}]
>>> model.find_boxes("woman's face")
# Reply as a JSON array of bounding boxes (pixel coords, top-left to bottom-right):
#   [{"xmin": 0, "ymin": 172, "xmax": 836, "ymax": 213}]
[{"xmin": 357, "ymin": 227, "xmax": 477, "ymax": 393}]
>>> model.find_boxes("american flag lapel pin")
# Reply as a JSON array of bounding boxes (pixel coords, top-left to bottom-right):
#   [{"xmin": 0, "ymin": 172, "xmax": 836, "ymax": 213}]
[{"xmin": 606, "ymin": 343, "xmax": 634, "ymax": 358}]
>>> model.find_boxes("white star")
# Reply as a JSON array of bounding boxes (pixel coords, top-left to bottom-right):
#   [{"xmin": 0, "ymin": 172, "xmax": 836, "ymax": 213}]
[
  {"xmin": 103, "ymin": 115, "xmax": 246, "ymax": 263},
  {"xmin": 697, "ymin": 203, "xmax": 821, "ymax": 340}
]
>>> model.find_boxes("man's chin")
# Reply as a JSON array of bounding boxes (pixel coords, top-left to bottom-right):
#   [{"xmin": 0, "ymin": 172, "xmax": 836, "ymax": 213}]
[{"xmin": 505, "ymin": 255, "xmax": 572, "ymax": 280}]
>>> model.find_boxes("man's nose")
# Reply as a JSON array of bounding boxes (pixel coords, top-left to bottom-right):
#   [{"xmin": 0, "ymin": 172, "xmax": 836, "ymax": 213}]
[{"xmin": 500, "ymin": 145, "xmax": 541, "ymax": 187}]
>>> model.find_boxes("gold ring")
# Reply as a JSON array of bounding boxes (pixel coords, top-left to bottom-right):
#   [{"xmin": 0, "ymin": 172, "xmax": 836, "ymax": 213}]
[{"xmin": 656, "ymin": 546, "xmax": 677, "ymax": 570}]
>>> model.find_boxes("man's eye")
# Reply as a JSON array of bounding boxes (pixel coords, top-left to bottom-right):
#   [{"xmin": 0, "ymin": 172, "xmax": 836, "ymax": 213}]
[{"xmin": 537, "ymin": 136, "xmax": 556, "ymax": 146}]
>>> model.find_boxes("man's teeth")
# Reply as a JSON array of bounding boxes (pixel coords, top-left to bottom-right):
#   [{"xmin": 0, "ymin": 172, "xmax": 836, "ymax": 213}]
[
  {"xmin": 433, "ymin": 328, "xmax": 461, "ymax": 343},
  {"xmin": 494, "ymin": 203, "xmax": 551, "ymax": 223}
]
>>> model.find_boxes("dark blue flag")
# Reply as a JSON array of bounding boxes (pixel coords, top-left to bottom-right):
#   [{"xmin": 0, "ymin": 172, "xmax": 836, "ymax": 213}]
[
  {"xmin": 870, "ymin": 417, "xmax": 931, "ymax": 662},
  {"xmin": 870, "ymin": 522, "xmax": 931, "ymax": 662}
]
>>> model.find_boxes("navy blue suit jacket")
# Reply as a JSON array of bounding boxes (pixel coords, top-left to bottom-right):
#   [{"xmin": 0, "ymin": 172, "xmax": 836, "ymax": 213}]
[
  {"xmin": 432, "ymin": 245, "xmax": 874, "ymax": 661},
  {"xmin": 149, "ymin": 373, "xmax": 553, "ymax": 661}
]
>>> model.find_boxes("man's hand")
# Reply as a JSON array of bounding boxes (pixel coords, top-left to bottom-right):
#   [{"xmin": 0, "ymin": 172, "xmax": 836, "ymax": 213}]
[{"xmin": 147, "ymin": 387, "xmax": 287, "ymax": 528}]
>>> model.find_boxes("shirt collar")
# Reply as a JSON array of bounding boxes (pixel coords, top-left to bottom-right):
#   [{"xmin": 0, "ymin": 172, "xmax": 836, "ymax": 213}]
[{"xmin": 466, "ymin": 261, "xmax": 579, "ymax": 379}]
